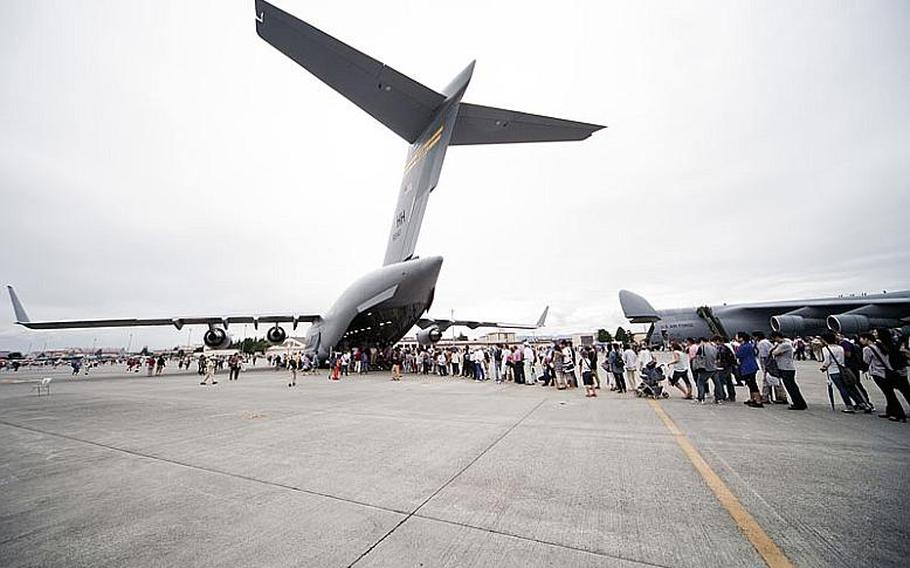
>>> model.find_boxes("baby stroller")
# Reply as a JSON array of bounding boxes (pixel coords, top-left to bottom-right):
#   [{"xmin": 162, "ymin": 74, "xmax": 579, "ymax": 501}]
[{"xmin": 636, "ymin": 361, "xmax": 670, "ymax": 399}]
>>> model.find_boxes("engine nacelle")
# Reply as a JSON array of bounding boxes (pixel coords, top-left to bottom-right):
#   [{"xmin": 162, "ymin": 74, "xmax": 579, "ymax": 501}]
[
  {"xmin": 416, "ymin": 327, "xmax": 443, "ymax": 346},
  {"xmin": 770, "ymin": 315, "xmax": 825, "ymax": 336},
  {"xmin": 203, "ymin": 328, "xmax": 232, "ymax": 350},
  {"xmin": 266, "ymin": 325, "xmax": 287, "ymax": 345},
  {"xmin": 827, "ymin": 314, "xmax": 901, "ymax": 335}
]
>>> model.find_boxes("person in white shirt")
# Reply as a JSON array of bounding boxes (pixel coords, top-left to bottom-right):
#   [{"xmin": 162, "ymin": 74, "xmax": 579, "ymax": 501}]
[
  {"xmin": 754, "ymin": 331, "xmax": 788, "ymax": 404},
  {"xmin": 820, "ymin": 331, "xmax": 868, "ymax": 413},
  {"xmin": 523, "ymin": 344, "xmax": 536, "ymax": 385},
  {"xmin": 638, "ymin": 346, "xmax": 654, "ymax": 370},
  {"xmin": 622, "ymin": 345, "xmax": 639, "ymax": 390},
  {"xmin": 471, "ymin": 348, "xmax": 486, "ymax": 381},
  {"xmin": 668, "ymin": 342, "xmax": 693, "ymax": 399}
]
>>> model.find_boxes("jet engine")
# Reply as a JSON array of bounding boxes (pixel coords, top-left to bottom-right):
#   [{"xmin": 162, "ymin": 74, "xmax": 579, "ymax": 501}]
[
  {"xmin": 770, "ymin": 315, "xmax": 826, "ymax": 336},
  {"xmin": 203, "ymin": 327, "xmax": 232, "ymax": 350},
  {"xmin": 827, "ymin": 314, "xmax": 902, "ymax": 335},
  {"xmin": 416, "ymin": 327, "xmax": 443, "ymax": 346},
  {"xmin": 266, "ymin": 325, "xmax": 287, "ymax": 345}
]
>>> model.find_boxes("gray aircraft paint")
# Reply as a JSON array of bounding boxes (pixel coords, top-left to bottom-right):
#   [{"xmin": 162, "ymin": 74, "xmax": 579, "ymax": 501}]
[
  {"xmin": 619, "ymin": 289, "xmax": 910, "ymax": 345},
  {"xmin": 7, "ymin": 1, "xmax": 602, "ymax": 363}
]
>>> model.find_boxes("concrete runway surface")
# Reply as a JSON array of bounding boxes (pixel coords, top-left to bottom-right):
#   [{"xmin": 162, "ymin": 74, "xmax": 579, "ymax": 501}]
[{"xmin": 1, "ymin": 361, "xmax": 907, "ymax": 567}]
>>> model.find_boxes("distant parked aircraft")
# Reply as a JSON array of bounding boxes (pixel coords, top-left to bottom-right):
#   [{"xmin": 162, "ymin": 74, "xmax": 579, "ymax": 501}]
[
  {"xmin": 7, "ymin": 1, "xmax": 602, "ymax": 363},
  {"xmin": 619, "ymin": 289, "xmax": 910, "ymax": 345}
]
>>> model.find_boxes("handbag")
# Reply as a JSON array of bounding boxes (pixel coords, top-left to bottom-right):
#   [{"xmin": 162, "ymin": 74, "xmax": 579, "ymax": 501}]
[
  {"xmin": 824, "ymin": 345, "xmax": 858, "ymax": 387},
  {"xmin": 868, "ymin": 344, "xmax": 901, "ymax": 381},
  {"xmin": 765, "ymin": 354, "xmax": 780, "ymax": 377}
]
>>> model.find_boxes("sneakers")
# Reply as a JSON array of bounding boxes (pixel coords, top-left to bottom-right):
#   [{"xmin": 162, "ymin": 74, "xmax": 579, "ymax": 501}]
[{"xmin": 841, "ymin": 408, "xmax": 856, "ymax": 414}]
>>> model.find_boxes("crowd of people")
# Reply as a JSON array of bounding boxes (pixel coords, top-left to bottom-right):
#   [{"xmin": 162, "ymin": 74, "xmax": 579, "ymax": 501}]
[{"xmin": 5, "ymin": 327, "xmax": 909, "ymax": 422}]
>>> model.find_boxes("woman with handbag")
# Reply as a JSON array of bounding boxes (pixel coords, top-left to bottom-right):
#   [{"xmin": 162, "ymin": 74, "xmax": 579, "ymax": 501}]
[
  {"xmin": 820, "ymin": 332, "xmax": 870, "ymax": 413},
  {"xmin": 860, "ymin": 332, "xmax": 906, "ymax": 422}
]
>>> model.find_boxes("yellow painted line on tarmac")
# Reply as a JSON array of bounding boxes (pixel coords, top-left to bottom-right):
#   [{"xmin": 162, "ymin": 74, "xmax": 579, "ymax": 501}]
[{"xmin": 647, "ymin": 399, "xmax": 794, "ymax": 568}]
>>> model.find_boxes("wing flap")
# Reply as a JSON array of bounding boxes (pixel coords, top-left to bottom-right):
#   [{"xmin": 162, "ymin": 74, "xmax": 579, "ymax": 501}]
[
  {"xmin": 255, "ymin": 0, "xmax": 444, "ymax": 143},
  {"xmin": 450, "ymin": 103, "xmax": 604, "ymax": 145}
]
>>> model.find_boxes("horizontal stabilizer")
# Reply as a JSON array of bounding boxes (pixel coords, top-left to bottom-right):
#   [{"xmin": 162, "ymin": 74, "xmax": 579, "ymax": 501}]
[
  {"xmin": 450, "ymin": 103, "xmax": 605, "ymax": 145},
  {"xmin": 254, "ymin": 0, "xmax": 444, "ymax": 143}
]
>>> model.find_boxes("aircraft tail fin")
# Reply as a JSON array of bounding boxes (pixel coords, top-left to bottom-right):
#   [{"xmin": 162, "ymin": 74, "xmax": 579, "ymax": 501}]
[
  {"xmin": 536, "ymin": 306, "xmax": 549, "ymax": 328},
  {"xmin": 619, "ymin": 290, "xmax": 661, "ymax": 323},
  {"xmin": 7, "ymin": 286, "xmax": 30, "ymax": 323}
]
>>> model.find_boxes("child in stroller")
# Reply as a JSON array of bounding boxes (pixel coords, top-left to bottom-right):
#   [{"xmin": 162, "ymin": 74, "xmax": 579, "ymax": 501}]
[{"xmin": 636, "ymin": 361, "xmax": 670, "ymax": 399}]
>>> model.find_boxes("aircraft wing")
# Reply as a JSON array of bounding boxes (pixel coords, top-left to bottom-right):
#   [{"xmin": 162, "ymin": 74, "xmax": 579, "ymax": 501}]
[
  {"xmin": 450, "ymin": 103, "xmax": 605, "ymax": 145},
  {"xmin": 417, "ymin": 306, "xmax": 548, "ymax": 332},
  {"xmin": 254, "ymin": 0, "xmax": 445, "ymax": 144},
  {"xmin": 7, "ymin": 286, "xmax": 320, "ymax": 330}
]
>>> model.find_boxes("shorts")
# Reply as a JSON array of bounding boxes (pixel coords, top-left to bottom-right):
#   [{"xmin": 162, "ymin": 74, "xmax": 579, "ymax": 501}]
[
  {"xmin": 669, "ymin": 370, "xmax": 688, "ymax": 385},
  {"xmin": 582, "ymin": 371, "xmax": 594, "ymax": 386}
]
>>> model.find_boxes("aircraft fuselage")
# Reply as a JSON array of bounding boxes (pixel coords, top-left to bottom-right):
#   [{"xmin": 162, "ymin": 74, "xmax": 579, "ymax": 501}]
[{"xmin": 303, "ymin": 256, "xmax": 442, "ymax": 362}]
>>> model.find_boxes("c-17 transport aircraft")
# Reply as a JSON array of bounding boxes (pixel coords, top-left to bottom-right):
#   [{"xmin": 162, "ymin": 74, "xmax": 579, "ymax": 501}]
[
  {"xmin": 619, "ymin": 289, "xmax": 910, "ymax": 346},
  {"xmin": 6, "ymin": 0, "xmax": 603, "ymax": 363}
]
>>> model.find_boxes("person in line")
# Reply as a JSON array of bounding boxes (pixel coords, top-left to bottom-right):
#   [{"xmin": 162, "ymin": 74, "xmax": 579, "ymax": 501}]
[
  {"xmin": 734, "ymin": 332, "xmax": 763, "ymax": 408},
  {"xmin": 691, "ymin": 338, "xmax": 707, "ymax": 403},
  {"xmin": 523, "ymin": 343, "xmax": 536, "ymax": 386},
  {"xmin": 754, "ymin": 331, "xmax": 788, "ymax": 404},
  {"xmin": 695, "ymin": 337, "xmax": 721, "ymax": 404},
  {"xmin": 155, "ymin": 355, "xmax": 166, "ymax": 376},
  {"xmin": 875, "ymin": 328, "xmax": 910, "ymax": 411},
  {"xmin": 472, "ymin": 348, "xmax": 486, "ymax": 381},
  {"xmin": 622, "ymin": 344, "xmax": 638, "ymax": 391},
  {"xmin": 638, "ymin": 345, "xmax": 654, "ymax": 370},
  {"xmin": 819, "ymin": 332, "xmax": 868, "ymax": 413},
  {"xmin": 862, "ymin": 329, "xmax": 910, "ymax": 421},
  {"xmin": 860, "ymin": 332, "xmax": 904, "ymax": 421},
  {"xmin": 714, "ymin": 336, "xmax": 737, "ymax": 402},
  {"xmin": 668, "ymin": 341, "xmax": 693, "ymax": 399},
  {"xmin": 561, "ymin": 342, "xmax": 577, "ymax": 388},
  {"xmin": 451, "ymin": 348, "xmax": 461, "ymax": 376},
  {"xmin": 770, "ymin": 331, "xmax": 807, "ymax": 410},
  {"xmin": 609, "ymin": 344, "xmax": 626, "ymax": 393},
  {"xmin": 581, "ymin": 346, "xmax": 597, "ymax": 397},
  {"xmin": 511, "ymin": 345, "xmax": 525, "ymax": 384}
]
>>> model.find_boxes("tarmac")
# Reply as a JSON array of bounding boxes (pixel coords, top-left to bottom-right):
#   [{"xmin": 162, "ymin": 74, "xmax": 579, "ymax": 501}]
[{"xmin": 0, "ymin": 360, "xmax": 908, "ymax": 567}]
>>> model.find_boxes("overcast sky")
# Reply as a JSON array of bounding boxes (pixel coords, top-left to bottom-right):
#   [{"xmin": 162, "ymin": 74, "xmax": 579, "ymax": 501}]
[{"xmin": 2, "ymin": 0, "xmax": 908, "ymax": 352}]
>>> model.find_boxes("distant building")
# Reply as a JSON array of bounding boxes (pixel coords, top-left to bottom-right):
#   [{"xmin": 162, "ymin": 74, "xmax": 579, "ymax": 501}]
[
  {"xmin": 479, "ymin": 331, "xmax": 516, "ymax": 343},
  {"xmin": 265, "ymin": 337, "xmax": 308, "ymax": 356}
]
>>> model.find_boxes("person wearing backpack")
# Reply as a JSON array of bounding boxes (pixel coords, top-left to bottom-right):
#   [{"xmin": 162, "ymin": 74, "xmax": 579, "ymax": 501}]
[{"xmin": 820, "ymin": 332, "xmax": 869, "ymax": 413}]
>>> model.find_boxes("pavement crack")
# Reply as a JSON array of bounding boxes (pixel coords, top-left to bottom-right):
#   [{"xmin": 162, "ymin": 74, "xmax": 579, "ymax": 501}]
[
  {"xmin": 0, "ymin": 418, "xmax": 409, "ymax": 518},
  {"xmin": 346, "ymin": 398, "xmax": 547, "ymax": 568}
]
